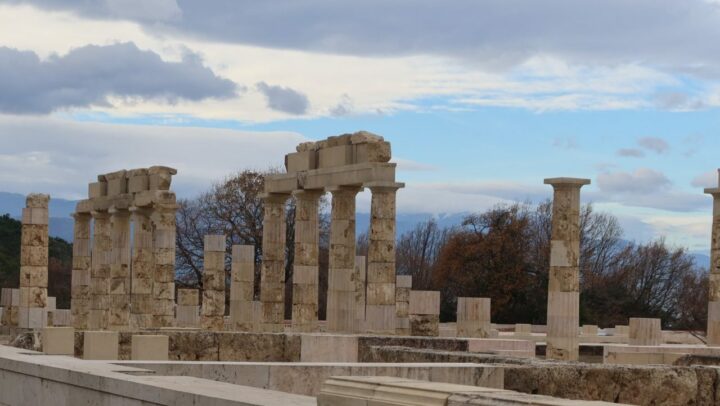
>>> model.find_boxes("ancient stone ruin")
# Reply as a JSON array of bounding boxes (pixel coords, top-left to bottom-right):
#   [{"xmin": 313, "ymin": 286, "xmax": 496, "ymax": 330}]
[{"xmin": 1, "ymin": 133, "xmax": 720, "ymax": 405}]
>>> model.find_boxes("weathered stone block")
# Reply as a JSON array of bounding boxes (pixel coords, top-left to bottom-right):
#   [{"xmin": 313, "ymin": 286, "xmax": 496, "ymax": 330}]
[
  {"xmin": 84, "ymin": 331, "xmax": 119, "ymax": 360},
  {"xmin": 42, "ymin": 327, "xmax": 75, "ymax": 355},
  {"xmin": 131, "ymin": 334, "xmax": 169, "ymax": 360}
]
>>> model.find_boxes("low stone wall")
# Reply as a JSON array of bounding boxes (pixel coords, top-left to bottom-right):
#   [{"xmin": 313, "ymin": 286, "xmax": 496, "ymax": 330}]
[
  {"xmin": 122, "ymin": 361, "xmax": 504, "ymax": 397},
  {"xmin": 0, "ymin": 344, "xmax": 315, "ymax": 406},
  {"xmin": 366, "ymin": 345, "xmax": 720, "ymax": 405}
]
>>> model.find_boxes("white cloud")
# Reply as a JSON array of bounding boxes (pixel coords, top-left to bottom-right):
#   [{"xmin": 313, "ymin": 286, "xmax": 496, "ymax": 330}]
[
  {"xmin": 597, "ymin": 168, "xmax": 671, "ymax": 194},
  {"xmin": 617, "ymin": 148, "xmax": 645, "ymax": 158},
  {"xmin": 637, "ymin": 137, "xmax": 670, "ymax": 154},
  {"xmin": 691, "ymin": 170, "xmax": 720, "ymax": 188},
  {"xmin": 0, "ymin": 115, "xmax": 304, "ymax": 199}
]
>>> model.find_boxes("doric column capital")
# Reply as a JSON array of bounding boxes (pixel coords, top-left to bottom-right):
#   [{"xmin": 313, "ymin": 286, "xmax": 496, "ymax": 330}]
[
  {"xmin": 543, "ymin": 177, "xmax": 591, "ymax": 189},
  {"xmin": 90, "ymin": 210, "xmax": 111, "ymax": 220},
  {"xmin": 260, "ymin": 192, "xmax": 291, "ymax": 204},
  {"xmin": 366, "ymin": 181, "xmax": 405, "ymax": 193},
  {"xmin": 291, "ymin": 189, "xmax": 324, "ymax": 200},
  {"xmin": 326, "ymin": 185, "xmax": 363, "ymax": 196}
]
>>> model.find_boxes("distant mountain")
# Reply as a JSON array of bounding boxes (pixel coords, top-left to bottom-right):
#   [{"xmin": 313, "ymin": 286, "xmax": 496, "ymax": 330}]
[
  {"xmin": 690, "ymin": 252, "xmax": 711, "ymax": 270},
  {"xmin": 0, "ymin": 191, "xmax": 76, "ymax": 241},
  {"xmin": 356, "ymin": 212, "xmax": 468, "ymax": 236}
]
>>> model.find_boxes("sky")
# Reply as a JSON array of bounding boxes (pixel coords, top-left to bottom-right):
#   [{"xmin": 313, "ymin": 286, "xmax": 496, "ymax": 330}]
[{"xmin": 0, "ymin": 0, "xmax": 719, "ymax": 252}]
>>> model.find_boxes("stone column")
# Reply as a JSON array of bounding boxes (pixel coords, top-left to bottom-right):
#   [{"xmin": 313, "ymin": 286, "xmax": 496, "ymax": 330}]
[
  {"xmin": 544, "ymin": 177, "xmax": 590, "ymax": 361},
  {"xmin": 354, "ymin": 255, "xmax": 367, "ymax": 332},
  {"xmin": 130, "ymin": 207, "xmax": 154, "ymax": 329},
  {"xmin": 230, "ymin": 245, "xmax": 255, "ymax": 331},
  {"xmin": 705, "ymin": 172, "xmax": 720, "ymax": 346},
  {"xmin": 327, "ymin": 186, "xmax": 362, "ymax": 333},
  {"xmin": 259, "ymin": 193, "xmax": 289, "ymax": 332},
  {"xmin": 71, "ymin": 211, "xmax": 92, "ymax": 330},
  {"xmin": 629, "ymin": 317, "xmax": 662, "ymax": 346},
  {"xmin": 395, "ymin": 275, "xmax": 412, "ymax": 335},
  {"xmin": 89, "ymin": 210, "xmax": 112, "ymax": 330},
  {"xmin": 457, "ymin": 297, "xmax": 492, "ymax": 338},
  {"xmin": 291, "ymin": 189, "xmax": 323, "ymax": 332},
  {"xmin": 409, "ymin": 290, "xmax": 440, "ymax": 337},
  {"xmin": 365, "ymin": 184, "xmax": 402, "ymax": 334},
  {"xmin": 176, "ymin": 288, "xmax": 200, "ymax": 327},
  {"xmin": 150, "ymin": 198, "xmax": 177, "ymax": 328},
  {"xmin": 202, "ymin": 235, "xmax": 226, "ymax": 330},
  {"xmin": 19, "ymin": 194, "xmax": 50, "ymax": 328},
  {"xmin": 108, "ymin": 207, "xmax": 131, "ymax": 331}
]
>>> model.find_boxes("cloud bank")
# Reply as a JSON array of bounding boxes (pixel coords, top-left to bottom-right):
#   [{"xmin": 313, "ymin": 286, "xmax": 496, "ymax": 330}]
[{"xmin": 0, "ymin": 42, "xmax": 237, "ymax": 114}]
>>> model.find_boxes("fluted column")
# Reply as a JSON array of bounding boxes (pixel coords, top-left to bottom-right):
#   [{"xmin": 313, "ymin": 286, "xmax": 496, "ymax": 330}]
[
  {"xmin": 89, "ymin": 210, "xmax": 112, "ymax": 330},
  {"xmin": 365, "ymin": 183, "xmax": 402, "ymax": 334},
  {"xmin": 259, "ymin": 193, "xmax": 289, "ymax": 332},
  {"xmin": 705, "ymin": 171, "xmax": 720, "ymax": 345},
  {"xmin": 108, "ymin": 207, "xmax": 131, "ymax": 330},
  {"xmin": 130, "ymin": 207, "xmax": 154, "ymax": 329},
  {"xmin": 291, "ymin": 189, "xmax": 323, "ymax": 332},
  {"xmin": 19, "ymin": 194, "xmax": 50, "ymax": 328},
  {"xmin": 151, "ymin": 201, "xmax": 177, "ymax": 328},
  {"xmin": 544, "ymin": 177, "xmax": 590, "ymax": 361},
  {"xmin": 71, "ymin": 212, "xmax": 92, "ymax": 329},
  {"xmin": 327, "ymin": 186, "xmax": 362, "ymax": 332}
]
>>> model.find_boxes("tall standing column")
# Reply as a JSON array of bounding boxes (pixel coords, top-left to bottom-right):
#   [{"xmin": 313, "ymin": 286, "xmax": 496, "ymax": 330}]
[
  {"xmin": 327, "ymin": 187, "xmax": 362, "ymax": 333},
  {"xmin": 544, "ymin": 177, "xmax": 590, "ymax": 361},
  {"xmin": 108, "ymin": 207, "xmax": 131, "ymax": 330},
  {"xmin": 705, "ymin": 170, "xmax": 720, "ymax": 345},
  {"xmin": 202, "ymin": 235, "xmax": 226, "ymax": 330},
  {"xmin": 89, "ymin": 210, "xmax": 112, "ymax": 330},
  {"xmin": 130, "ymin": 207, "xmax": 154, "ymax": 329},
  {"xmin": 71, "ymin": 211, "xmax": 92, "ymax": 330},
  {"xmin": 230, "ymin": 245, "xmax": 255, "ymax": 331},
  {"xmin": 291, "ymin": 189, "xmax": 322, "ymax": 332},
  {"xmin": 151, "ymin": 199, "xmax": 178, "ymax": 328},
  {"xmin": 259, "ymin": 193, "xmax": 289, "ymax": 332},
  {"xmin": 19, "ymin": 194, "xmax": 50, "ymax": 329},
  {"xmin": 365, "ymin": 183, "xmax": 403, "ymax": 334}
]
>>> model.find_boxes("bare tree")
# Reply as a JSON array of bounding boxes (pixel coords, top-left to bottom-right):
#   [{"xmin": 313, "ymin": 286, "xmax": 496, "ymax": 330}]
[{"xmin": 396, "ymin": 218, "xmax": 452, "ymax": 290}]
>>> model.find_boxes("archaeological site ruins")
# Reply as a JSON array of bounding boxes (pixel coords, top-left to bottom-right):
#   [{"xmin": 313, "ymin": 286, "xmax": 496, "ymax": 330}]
[{"xmin": 2, "ymin": 132, "xmax": 720, "ymax": 405}]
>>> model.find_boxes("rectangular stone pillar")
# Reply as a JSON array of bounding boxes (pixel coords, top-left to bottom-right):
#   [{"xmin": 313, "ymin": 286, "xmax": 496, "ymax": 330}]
[
  {"xmin": 395, "ymin": 275, "xmax": 412, "ymax": 335},
  {"xmin": 230, "ymin": 245, "xmax": 255, "ymax": 331},
  {"xmin": 365, "ymin": 183, "xmax": 403, "ymax": 334},
  {"xmin": 259, "ymin": 193, "xmax": 289, "ymax": 332},
  {"xmin": 202, "ymin": 235, "xmax": 226, "ymax": 330},
  {"xmin": 89, "ymin": 210, "xmax": 111, "ymax": 330},
  {"xmin": 108, "ymin": 207, "xmax": 131, "ymax": 331},
  {"xmin": 176, "ymin": 288, "xmax": 200, "ymax": 327},
  {"xmin": 1, "ymin": 288, "xmax": 19, "ymax": 326},
  {"xmin": 354, "ymin": 255, "xmax": 366, "ymax": 332},
  {"xmin": 705, "ymin": 174, "xmax": 720, "ymax": 346},
  {"xmin": 130, "ymin": 207, "xmax": 154, "ymax": 329},
  {"xmin": 150, "ymin": 198, "xmax": 177, "ymax": 328},
  {"xmin": 457, "ymin": 297, "xmax": 492, "ymax": 338},
  {"xmin": 71, "ymin": 211, "xmax": 91, "ymax": 330},
  {"xmin": 544, "ymin": 177, "xmax": 590, "ymax": 361},
  {"xmin": 19, "ymin": 198, "xmax": 48, "ymax": 328},
  {"xmin": 19, "ymin": 193, "xmax": 50, "ymax": 329},
  {"xmin": 291, "ymin": 190, "xmax": 322, "ymax": 332},
  {"xmin": 409, "ymin": 290, "xmax": 440, "ymax": 337},
  {"xmin": 581, "ymin": 325, "xmax": 599, "ymax": 336},
  {"xmin": 327, "ymin": 186, "xmax": 361, "ymax": 333},
  {"xmin": 629, "ymin": 317, "xmax": 662, "ymax": 346}
]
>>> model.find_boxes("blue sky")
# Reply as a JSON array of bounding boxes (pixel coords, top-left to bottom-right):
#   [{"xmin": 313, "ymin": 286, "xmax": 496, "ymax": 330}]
[{"xmin": 0, "ymin": 1, "xmax": 719, "ymax": 252}]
